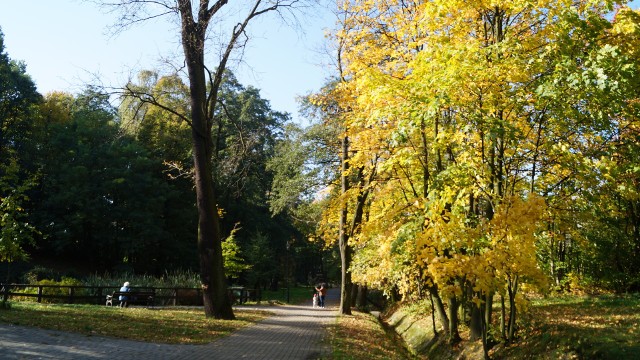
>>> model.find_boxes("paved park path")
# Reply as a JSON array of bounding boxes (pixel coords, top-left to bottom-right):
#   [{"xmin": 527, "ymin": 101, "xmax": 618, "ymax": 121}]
[{"xmin": 0, "ymin": 288, "xmax": 340, "ymax": 360}]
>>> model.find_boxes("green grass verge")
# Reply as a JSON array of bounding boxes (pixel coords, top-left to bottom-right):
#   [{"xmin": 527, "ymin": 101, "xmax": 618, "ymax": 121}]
[
  {"xmin": 497, "ymin": 294, "xmax": 640, "ymax": 359},
  {"xmin": 326, "ymin": 311, "xmax": 415, "ymax": 360},
  {"xmin": 338, "ymin": 295, "xmax": 640, "ymax": 360},
  {"xmin": 253, "ymin": 286, "xmax": 316, "ymax": 305},
  {"xmin": 0, "ymin": 302, "xmax": 271, "ymax": 344}
]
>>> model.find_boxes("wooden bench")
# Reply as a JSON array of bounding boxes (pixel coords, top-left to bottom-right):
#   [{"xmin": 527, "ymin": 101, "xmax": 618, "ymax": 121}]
[
  {"xmin": 228, "ymin": 287, "xmax": 258, "ymax": 304},
  {"xmin": 106, "ymin": 289, "xmax": 155, "ymax": 307}
]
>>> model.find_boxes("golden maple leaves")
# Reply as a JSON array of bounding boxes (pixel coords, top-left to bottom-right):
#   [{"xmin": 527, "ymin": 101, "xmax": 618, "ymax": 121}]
[{"xmin": 317, "ymin": 0, "xmax": 640, "ymax": 313}]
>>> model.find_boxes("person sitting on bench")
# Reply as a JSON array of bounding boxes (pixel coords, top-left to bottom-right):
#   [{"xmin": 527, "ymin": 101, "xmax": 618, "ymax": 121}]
[{"xmin": 119, "ymin": 282, "xmax": 130, "ymax": 307}]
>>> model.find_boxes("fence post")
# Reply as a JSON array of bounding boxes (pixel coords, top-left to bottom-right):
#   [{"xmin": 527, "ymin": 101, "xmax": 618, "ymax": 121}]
[
  {"xmin": 68, "ymin": 287, "xmax": 74, "ymax": 304},
  {"xmin": 37, "ymin": 286, "xmax": 43, "ymax": 303},
  {"xmin": 2, "ymin": 284, "xmax": 8, "ymax": 303}
]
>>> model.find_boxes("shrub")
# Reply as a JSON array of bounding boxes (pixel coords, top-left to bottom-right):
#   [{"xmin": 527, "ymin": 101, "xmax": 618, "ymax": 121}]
[
  {"xmin": 22, "ymin": 266, "xmax": 61, "ymax": 283},
  {"xmin": 14, "ymin": 277, "xmax": 86, "ymax": 304}
]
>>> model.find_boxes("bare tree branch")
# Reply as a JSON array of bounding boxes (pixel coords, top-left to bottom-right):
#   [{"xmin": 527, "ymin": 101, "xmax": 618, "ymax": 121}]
[
  {"xmin": 86, "ymin": 0, "xmax": 178, "ymax": 35},
  {"xmin": 121, "ymin": 82, "xmax": 193, "ymax": 126}
]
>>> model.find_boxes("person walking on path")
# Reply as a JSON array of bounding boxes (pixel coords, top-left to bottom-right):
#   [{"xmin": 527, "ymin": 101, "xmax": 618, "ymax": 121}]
[{"xmin": 315, "ymin": 283, "xmax": 327, "ymax": 308}]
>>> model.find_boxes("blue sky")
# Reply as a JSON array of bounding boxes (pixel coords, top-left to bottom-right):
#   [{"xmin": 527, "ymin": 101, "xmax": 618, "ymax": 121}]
[{"xmin": 0, "ymin": 1, "xmax": 335, "ymax": 124}]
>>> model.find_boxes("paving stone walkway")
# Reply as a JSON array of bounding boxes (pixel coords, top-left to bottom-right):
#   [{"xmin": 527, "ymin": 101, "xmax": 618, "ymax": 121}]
[{"xmin": 0, "ymin": 288, "xmax": 340, "ymax": 359}]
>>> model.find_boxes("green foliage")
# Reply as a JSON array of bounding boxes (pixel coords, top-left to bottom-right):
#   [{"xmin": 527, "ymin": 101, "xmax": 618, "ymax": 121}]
[
  {"xmin": 0, "ymin": 29, "xmax": 41, "ymax": 148},
  {"xmin": 14, "ymin": 277, "xmax": 85, "ymax": 304},
  {"xmin": 28, "ymin": 89, "xmax": 196, "ymax": 273},
  {"xmin": 83, "ymin": 270, "xmax": 201, "ymax": 289},
  {"xmin": 245, "ymin": 232, "xmax": 278, "ymax": 289},
  {"xmin": 267, "ymin": 123, "xmax": 312, "ymax": 216},
  {"xmin": 22, "ymin": 266, "xmax": 70, "ymax": 283},
  {"xmin": 0, "ymin": 160, "xmax": 37, "ymax": 263},
  {"xmin": 267, "ymin": 120, "xmax": 338, "ymax": 246},
  {"xmin": 0, "ymin": 29, "xmax": 41, "ymax": 268},
  {"xmin": 537, "ymin": 5, "xmax": 640, "ymax": 293},
  {"xmin": 119, "ymin": 69, "xmax": 319, "ymax": 286},
  {"xmin": 222, "ymin": 225, "xmax": 252, "ymax": 280},
  {"xmin": 0, "ymin": 34, "xmax": 326, "ymax": 291}
]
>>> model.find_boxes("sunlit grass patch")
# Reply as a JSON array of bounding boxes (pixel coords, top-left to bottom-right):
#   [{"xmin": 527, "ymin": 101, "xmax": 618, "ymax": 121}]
[
  {"xmin": 253, "ymin": 286, "xmax": 316, "ymax": 305},
  {"xmin": 327, "ymin": 311, "xmax": 413, "ymax": 360},
  {"xmin": 497, "ymin": 294, "xmax": 640, "ymax": 359},
  {"xmin": 0, "ymin": 302, "xmax": 271, "ymax": 344}
]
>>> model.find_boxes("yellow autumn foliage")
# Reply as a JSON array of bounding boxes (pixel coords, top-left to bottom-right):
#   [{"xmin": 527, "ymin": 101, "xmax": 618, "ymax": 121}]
[{"xmin": 317, "ymin": 1, "xmax": 639, "ymax": 340}]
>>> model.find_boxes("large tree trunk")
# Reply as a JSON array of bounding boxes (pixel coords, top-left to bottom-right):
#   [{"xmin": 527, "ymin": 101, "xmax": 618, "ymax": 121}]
[
  {"xmin": 507, "ymin": 276, "xmax": 519, "ymax": 342},
  {"xmin": 356, "ymin": 285, "xmax": 368, "ymax": 310},
  {"xmin": 448, "ymin": 294, "xmax": 461, "ymax": 344},
  {"xmin": 469, "ymin": 296, "xmax": 483, "ymax": 341},
  {"xmin": 179, "ymin": 1, "xmax": 233, "ymax": 319},
  {"xmin": 428, "ymin": 284, "xmax": 449, "ymax": 335},
  {"xmin": 339, "ymin": 133, "xmax": 352, "ymax": 315},
  {"xmin": 485, "ymin": 291, "xmax": 493, "ymax": 332},
  {"xmin": 339, "ymin": 246, "xmax": 353, "ymax": 314},
  {"xmin": 500, "ymin": 294, "xmax": 506, "ymax": 340},
  {"xmin": 350, "ymin": 283, "xmax": 359, "ymax": 308},
  {"xmin": 341, "ymin": 164, "xmax": 372, "ymax": 314},
  {"xmin": 192, "ymin": 130, "xmax": 233, "ymax": 318}
]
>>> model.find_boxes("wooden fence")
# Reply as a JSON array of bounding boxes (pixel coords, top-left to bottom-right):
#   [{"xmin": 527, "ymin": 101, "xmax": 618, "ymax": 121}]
[{"xmin": 0, "ymin": 284, "xmax": 258, "ymax": 306}]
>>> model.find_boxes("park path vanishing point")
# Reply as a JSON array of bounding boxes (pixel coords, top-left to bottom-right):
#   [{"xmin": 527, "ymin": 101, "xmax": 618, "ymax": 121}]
[{"xmin": 0, "ymin": 288, "xmax": 340, "ymax": 360}]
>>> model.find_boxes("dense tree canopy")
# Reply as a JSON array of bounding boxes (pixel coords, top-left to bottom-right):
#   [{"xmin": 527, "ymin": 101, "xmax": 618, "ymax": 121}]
[
  {"xmin": 307, "ymin": 0, "xmax": 640, "ymax": 347},
  {"xmin": 0, "ymin": 29, "xmax": 41, "ymax": 267},
  {"xmin": 0, "ymin": 25, "xmax": 323, "ymax": 296},
  {"xmin": 29, "ymin": 90, "xmax": 196, "ymax": 273}
]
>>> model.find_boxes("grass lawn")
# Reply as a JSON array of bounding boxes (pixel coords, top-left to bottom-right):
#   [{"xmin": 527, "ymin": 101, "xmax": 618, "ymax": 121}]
[
  {"xmin": 253, "ymin": 286, "xmax": 316, "ymax": 305},
  {"xmin": 493, "ymin": 294, "xmax": 640, "ymax": 359},
  {"xmin": 0, "ymin": 302, "xmax": 271, "ymax": 344},
  {"xmin": 0, "ymin": 286, "xmax": 315, "ymax": 346},
  {"xmin": 326, "ymin": 311, "xmax": 415, "ymax": 360},
  {"xmin": 328, "ymin": 294, "xmax": 640, "ymax": 360}
]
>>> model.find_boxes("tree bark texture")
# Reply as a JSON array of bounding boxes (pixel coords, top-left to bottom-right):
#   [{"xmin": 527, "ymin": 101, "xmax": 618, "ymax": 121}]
[
  {"xmin": 179, "ymin": 0, "xmax": 233, "ymax": 319},
  {"xmin": 350, "ymin": 283, "xmax": 358, "ymax": 307},
  {"xmin": 448, "ymin": 295, "xmax": 462, "ymax": 344},
  {"xmin": 356, "ymin": 285, "xmax": 368, "ymax": 310},
  {"xmin": 339, "ymin": 133, "xmax": 352, "ymax": 315},
  {"xmin": 428, "ymin": 285, "xmax": 449, "ymax": 335},
  {"xmin": 469, "ymin": 297, "xmax": 483, "ymax": 341}
]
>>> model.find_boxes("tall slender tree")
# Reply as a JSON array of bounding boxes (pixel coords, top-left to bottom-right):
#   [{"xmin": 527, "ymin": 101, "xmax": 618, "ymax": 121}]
[{"xmin": 95, "ymin": 0, "xmax": 311, "ymax": 319}]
